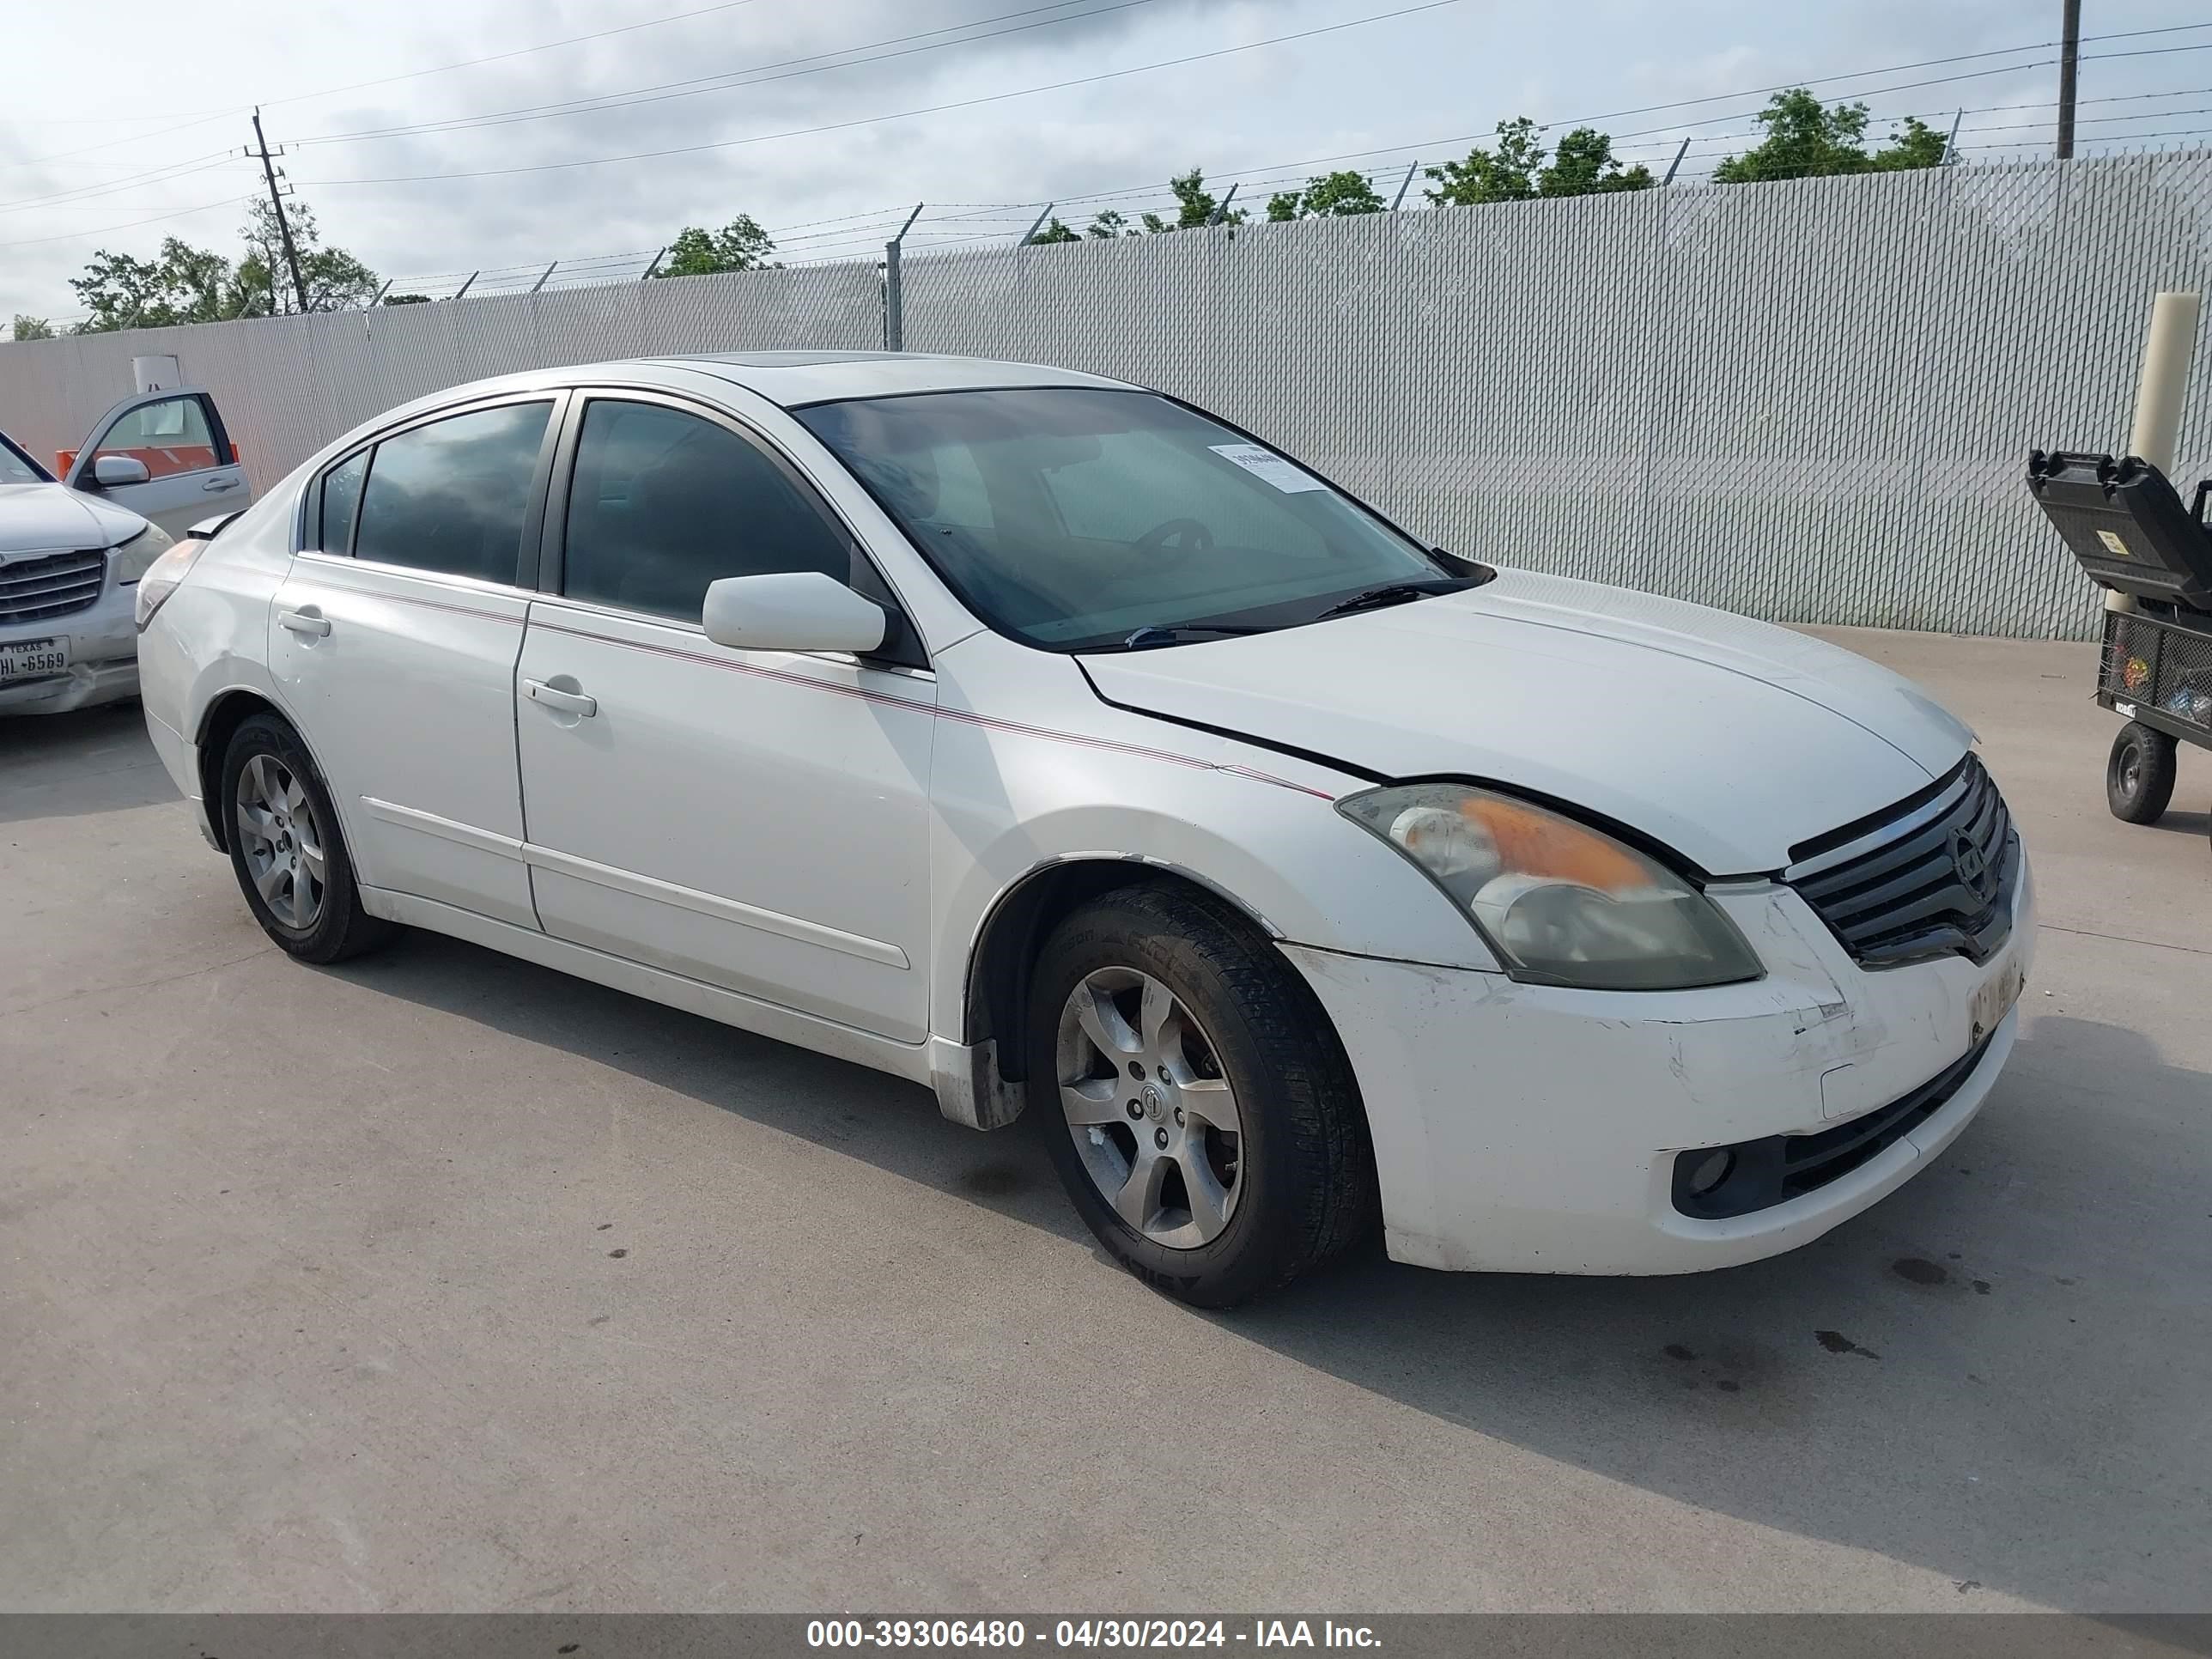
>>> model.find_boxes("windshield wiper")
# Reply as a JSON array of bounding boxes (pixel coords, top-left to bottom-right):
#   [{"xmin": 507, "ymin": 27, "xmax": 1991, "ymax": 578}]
[
  {"xmin": 1115, "ymin": 623, "xmax": 1275, "ymax": 650},
  {"xmin": 1311, "ymin": 577, "xmax": 1477, "ymax": 621}
]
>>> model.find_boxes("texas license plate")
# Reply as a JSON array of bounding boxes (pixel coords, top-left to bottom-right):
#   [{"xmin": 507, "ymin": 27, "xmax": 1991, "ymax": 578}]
[
  {"xmin": 1969, "ymin": 946, "xmax": 2026, "ymax": 1047},
  {"xmin": 0, "ymin": 637, "xmax": 69, "ymax": 681}
]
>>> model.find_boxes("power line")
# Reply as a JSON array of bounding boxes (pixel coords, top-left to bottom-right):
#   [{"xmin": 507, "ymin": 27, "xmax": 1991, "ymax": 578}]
[
  {"xmin": 0, "ymin": 153, "xmax": 246, "ymax": 216},
  {"xmin": 0, "ymin": 196, "xmax": 247, "ymax": 252},
  {"xmin": 264, "ymin": 0, "xmax": 781, "ymax": 111},
  {"xmin": 294, "ymin": 0, "xmax": 1474, "ymax": 186},
  {"xmin": 291, "ymin": 0, "xmax": 1161, "ymax": 149}
]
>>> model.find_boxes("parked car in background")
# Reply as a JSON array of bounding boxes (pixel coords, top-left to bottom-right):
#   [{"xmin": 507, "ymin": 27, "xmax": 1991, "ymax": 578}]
[
  {"xmin": 134, "ymin": 351, "xmax": 2031, "ymax": 1305},
  {"xmin": 0, "ymin": 390, "xmax": 251, "ymax": 715}
]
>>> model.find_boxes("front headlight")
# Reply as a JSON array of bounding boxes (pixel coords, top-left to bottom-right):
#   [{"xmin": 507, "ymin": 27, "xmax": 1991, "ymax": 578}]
[
  {"xmin": 1338, "ymin": 782, "xmax": 1763, "ymax": 990},
  {"xmin": 112, "ymin": 520, "xmax": 173, "ymax": 584}
]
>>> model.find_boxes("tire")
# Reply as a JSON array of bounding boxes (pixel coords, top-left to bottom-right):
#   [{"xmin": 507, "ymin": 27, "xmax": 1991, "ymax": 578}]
[
  {"xmin": 1025, "ymin": 881, "xmax": 1376, "ymax": 1308},
  {"xmin": 2106, "ymin": 721, "xmax": 2177, "ymax": 824},
  {"xmin": 220, "ymin": 712, "xmax": 393, "ymax": 963}
]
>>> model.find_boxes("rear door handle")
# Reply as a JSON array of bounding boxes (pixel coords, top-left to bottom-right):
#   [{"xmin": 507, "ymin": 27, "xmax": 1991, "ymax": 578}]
[
  {"xmin": 203, "ymin": 476, "xmax": 240, "ymax": 492},
  {"xmin": 277, "ymin": 606, "xmax": 331, "ymax": 637},
  {"xmin": 524, "ymin": 678, "xmax": 597, "ymax": 718}
]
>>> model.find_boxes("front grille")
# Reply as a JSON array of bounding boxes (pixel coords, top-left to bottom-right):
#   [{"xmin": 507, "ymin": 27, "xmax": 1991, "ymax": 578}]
[
  {"xmin": 1787, "ymin": 754, "xmax": 2018, "ymax": 969},
  {"xmin": 0, "ymin": 548, "xmax": 106, "ymax": 625},
  {"xmin": 1672, "ymin": 1035, "xmax": 1991, "ymax": 1220}
]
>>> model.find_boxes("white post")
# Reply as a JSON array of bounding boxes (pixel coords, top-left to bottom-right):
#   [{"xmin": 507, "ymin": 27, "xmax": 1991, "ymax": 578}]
[{"xmin": 2115, "ymin": 290, "xmax": 2203, "ymax": 611}]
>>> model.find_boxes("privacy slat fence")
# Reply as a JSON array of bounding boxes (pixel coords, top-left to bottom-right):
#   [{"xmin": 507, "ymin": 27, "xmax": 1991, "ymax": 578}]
[{"xmin": 9, "ymin": 152, "xmax": 2212, "ymax": 639}]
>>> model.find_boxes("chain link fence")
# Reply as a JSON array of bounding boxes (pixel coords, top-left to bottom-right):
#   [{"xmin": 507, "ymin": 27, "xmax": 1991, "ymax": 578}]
[{"xmin": 9, "ymin": 152, "xmax": 2212, "ymax": 638}]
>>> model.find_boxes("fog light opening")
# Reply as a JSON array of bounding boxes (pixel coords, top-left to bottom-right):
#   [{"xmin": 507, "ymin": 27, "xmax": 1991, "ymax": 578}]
[{"xmin": 1686, "ymin": 1149, "xmax": 1735, "ymax": 1197}]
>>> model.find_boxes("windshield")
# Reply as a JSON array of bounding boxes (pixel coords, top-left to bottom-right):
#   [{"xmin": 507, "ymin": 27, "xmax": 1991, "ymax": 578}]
[
  {"xmin": 795, "ymin": 387, "xmax": 1444, "ymax": 650},
  {"xmin": 0, "ymin": 430, "xmax": 52, "ymax": 485}
]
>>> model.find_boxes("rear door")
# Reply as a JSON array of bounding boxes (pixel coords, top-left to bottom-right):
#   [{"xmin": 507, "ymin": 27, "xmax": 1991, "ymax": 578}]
[
  {"xmin": 64, "ymin": 390, "xmax": 252, "ymax": 537},
  {"xmin": 267, "ymin": 392, "xmax": 563, "ymax": 930}
]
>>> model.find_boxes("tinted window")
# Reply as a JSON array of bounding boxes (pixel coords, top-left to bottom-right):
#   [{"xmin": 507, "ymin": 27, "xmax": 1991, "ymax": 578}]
[
  {"xmin": 318, "ymin": 450, "xmax": 368, "ymax": 554},
  {"xmin": 796, "ymin": 388, "xmax": 1440, "ymax": 650},
  {"xmin": 92, "ymin": 394, "xmax": 222, "ymax": 478},
  {"xmin": 562, "ymin": 400, "xmax": 853, "ymax": 622},
  {"xmin": 354, "ymin": 402, "xmax": 551, "ymax": 583}
]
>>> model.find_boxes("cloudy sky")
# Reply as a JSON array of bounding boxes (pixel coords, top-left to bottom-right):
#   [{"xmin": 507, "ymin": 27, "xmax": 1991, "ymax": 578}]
[{"xmin": 4, "ymin": 0, "xmax": 2209, "ymax": 323}]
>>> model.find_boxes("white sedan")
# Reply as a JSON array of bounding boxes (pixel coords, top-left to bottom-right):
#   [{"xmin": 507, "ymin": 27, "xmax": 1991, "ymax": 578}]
[{"xmin": 135, "ymin": 351, "xmax": 2031, "ymax": 1305}]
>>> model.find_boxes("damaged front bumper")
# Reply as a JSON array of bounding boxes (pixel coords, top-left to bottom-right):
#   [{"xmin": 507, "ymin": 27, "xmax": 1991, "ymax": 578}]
[{"xmin": 1282, "ymin": 858, "xmax": 2037, "ymax": 1275}]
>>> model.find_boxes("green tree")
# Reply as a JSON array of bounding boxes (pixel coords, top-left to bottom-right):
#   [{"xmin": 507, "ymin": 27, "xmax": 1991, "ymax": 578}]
[
  {"xmin": 1027, "ymin": 217, "xmax": 1080, "ymax": 244},
  {"xmin": 1157, "ymin": 167, "xmax": 1246, "ymax": 229},
  {"xmin": 1539, "ymin": 128, "xmax": 1655, "ymax": 196},
  {"xmin": 10, "ymin": 314, "xmax": 56, "ymax": 341},
  {"xmin": 1085, "ymin": 208, "xmax": 1136, "ymax": 239},
  {"xmin": 1267, "ymin": 169, "xmax": 1388, "ymax": 221},
  {"xmin": 1427, "ymin": 118, "xmax": 1655, "ymax": 205},
  {"xmin": 654, "ymin": 214, "xmax": 778, "ymax": 276},
  {"xmin": 383, "ymin": 292, "xmax": 433, "ymax": 305},
  {"xmin": 1425, "ymin": 117, "xmax": 1547, "ymax": 204},
  {"xmin": 1712, "ymin": 89, "xmax": 1949, "ymax": 182},
  {"xmin": 1871, "ymin": 115, "xmax": 1950, "ymax": 172},
  {"xmin": 239, "ymin": 198, "xmax": 380, "ymax": 313}
]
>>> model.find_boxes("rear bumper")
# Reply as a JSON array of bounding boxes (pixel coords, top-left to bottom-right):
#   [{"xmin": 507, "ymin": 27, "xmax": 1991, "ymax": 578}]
[
  {"xmin": 1284, "ymin": 861, "xmax": 2036, "ymax": 1275},
  {"xmin": 144, "ymin": 704, "xmax": 218, "ymax": 850}
]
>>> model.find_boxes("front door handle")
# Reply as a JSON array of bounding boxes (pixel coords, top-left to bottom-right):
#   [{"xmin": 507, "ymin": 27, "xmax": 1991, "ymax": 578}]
[
  {"xmin": 203, "ymin": 476, "xmax": 240, "ymax": 492},
  {"xmin": 277, "ymin": 606, "xmax": 331, "ymax": 637},
  {"xmin": 524, "ymin": 678, "xmax": 598, "ymax": 718}
]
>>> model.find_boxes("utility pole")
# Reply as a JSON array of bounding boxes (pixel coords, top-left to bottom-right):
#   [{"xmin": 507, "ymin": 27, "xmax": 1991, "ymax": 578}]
[
  {"xmin": 2057, "ymin": 0, "xmax": 2081, "ymax": 159},
  {"xmin": 250, "ymin": 109, "xmax": 309, "ymax": 314}
]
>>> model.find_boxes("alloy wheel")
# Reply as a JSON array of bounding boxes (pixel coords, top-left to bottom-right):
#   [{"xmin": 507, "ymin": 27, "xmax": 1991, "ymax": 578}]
[
  {"xmin": 1056, "ymin": 966, "xmax": 1243, "ymax": 1249},
  {"xmin": 234, "ymin": 751, "xmax": 326, "ymax": 931}
]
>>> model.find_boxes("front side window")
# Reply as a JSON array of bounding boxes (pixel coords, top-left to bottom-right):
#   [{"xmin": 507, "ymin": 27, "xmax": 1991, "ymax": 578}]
[
  {"xmin": 796, "ymin": 387, "xmax": 1445, "ymax": 650},
  {"xmin": 353, "ymin": 401, "xmax": 552, "ymax": 584},
  {"xmin": 562, "ymin": 399, "xmax": 854, "ymax": 623},
  {"xmin": 92, "ymin": 395, "xmax": 222, "ymax": 478}
]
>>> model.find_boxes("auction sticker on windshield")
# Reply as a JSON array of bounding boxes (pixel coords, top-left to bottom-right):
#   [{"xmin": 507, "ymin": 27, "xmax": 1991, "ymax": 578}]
[
  {"xmin": 0, "ymin": 637, "xmax": 68, "ymax": 681},
  {"xmin": 1207, "ymin": 442, "xmax": 1326, "ymax": 492}
]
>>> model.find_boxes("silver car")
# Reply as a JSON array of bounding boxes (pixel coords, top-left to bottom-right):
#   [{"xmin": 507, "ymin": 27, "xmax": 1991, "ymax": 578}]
[{"xmin": 1, "ymin": 390, "xmax": 252, "ymax": 714}]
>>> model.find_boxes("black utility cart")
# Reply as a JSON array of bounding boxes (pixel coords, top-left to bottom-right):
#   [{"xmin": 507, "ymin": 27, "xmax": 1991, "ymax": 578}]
[{"xmin": 2028, "ymin": 450, "xmax": 2212, "ymax": 838}]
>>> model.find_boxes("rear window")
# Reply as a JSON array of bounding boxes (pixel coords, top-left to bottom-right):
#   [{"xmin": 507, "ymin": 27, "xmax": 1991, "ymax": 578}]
[{"xmin": 352, "ymin": 402, "xmax": 552, "ymax": 584}]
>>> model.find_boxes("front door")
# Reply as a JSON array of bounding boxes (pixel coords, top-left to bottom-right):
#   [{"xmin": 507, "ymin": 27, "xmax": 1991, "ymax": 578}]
[
  {"xmin": 64, "ymin": 390, "xmax": 252, "ymax": 537},
  {"xmin": 514, "ymin": 393, "xmax": 935, "ymax": 1043},
  {"xmin": 268, "ymin": 394, "xmax": 562, "ymax": 931}
]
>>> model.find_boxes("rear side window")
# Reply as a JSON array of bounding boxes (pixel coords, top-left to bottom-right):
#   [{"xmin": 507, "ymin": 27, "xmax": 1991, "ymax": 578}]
[
  {"xmin": 354, "ymin": 401, "xmax": 553, "ymax": 584},
  {"xmin": 318, "ymin": 450, "xmax": 368, "ymax": 554},
  {"xmin": 561, "ymin": 399, "xmax": 854, "ymax": 623}
]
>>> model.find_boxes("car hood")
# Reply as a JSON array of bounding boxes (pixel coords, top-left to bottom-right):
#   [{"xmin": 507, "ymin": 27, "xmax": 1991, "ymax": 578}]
[
  {"xmin": 1080, "ymin": 568, "xmax": 1973, "ymax": 873},
  {"xmin": 0, "ymin": 482, "xmax": 146, "ymax": 552}
]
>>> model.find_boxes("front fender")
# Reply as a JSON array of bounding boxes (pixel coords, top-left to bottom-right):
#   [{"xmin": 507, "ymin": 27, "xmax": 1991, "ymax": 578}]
[{"xmin": 926, "ymin": 641, "xmax": 1503, "ymax": 1044}]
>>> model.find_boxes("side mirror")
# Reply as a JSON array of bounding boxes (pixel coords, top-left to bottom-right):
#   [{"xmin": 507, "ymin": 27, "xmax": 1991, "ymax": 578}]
[
  {"xmin": 90, "ymin": 453, "xmax": 152, "ymax": 489},
  {"xmin": 702, "ymin": 571, "xmax": 888, "ymax": 654}
]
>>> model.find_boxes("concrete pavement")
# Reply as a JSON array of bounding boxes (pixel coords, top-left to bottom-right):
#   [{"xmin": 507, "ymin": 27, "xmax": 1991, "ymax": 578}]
[{"xmin": 1, "ymin": 628, "xmax": 2206, "ymax": 1613}]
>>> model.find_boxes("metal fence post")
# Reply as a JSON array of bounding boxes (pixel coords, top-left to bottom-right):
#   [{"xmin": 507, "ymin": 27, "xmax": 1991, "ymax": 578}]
[
  {"xmin": 1662, "ymin": 137, "xmax": 1691, "ymax": 185},
  {"xmin": 530, "ymin": 261, "xmax": 560, "ymax": 294},
  {"xmin": 640, "ymin": 247, "xmax": 667, "ymax": 280},
  {"xmin": 884, "ymin": 202, "xmax": 924, "ymax": 350},
  {"xmin": 451, "ymin": 271, "xmax": 478, "ymax": 301},
  {"xmin": 1020, "ymin": 202, "xmax": 1056, "ymax": 245},
  {"xmin": 1390, "ymin": 161, "xmax": 1420, "ymax": 210}
]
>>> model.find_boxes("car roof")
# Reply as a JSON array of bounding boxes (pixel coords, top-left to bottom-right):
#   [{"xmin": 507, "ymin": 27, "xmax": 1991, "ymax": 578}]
[
  {"xmin": 631, "ymin": 349, "xmax": 1135, "ymax": 406},
  {"xmin": 306, "ymin": 352, "xmax": 1146, "ymax": 477}
]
